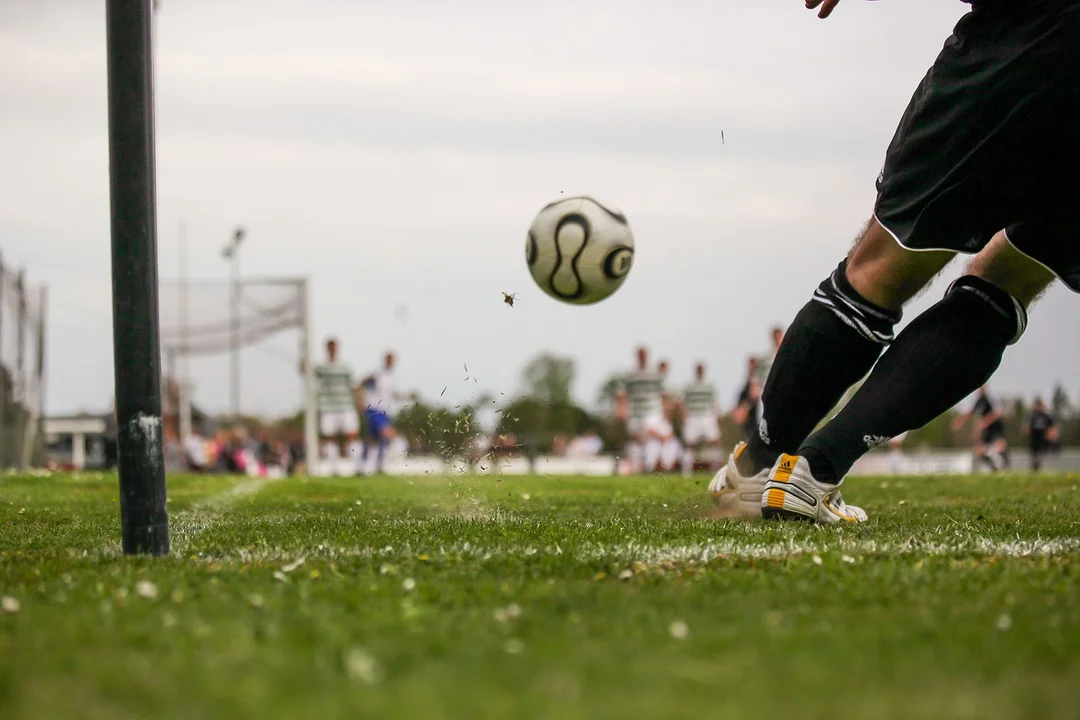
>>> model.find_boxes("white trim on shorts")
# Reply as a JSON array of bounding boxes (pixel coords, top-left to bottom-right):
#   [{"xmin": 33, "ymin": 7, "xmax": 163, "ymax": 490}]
[
  {"xmin": 872, "ymin": 212, "xmax": 964, "ymax": 256},
  {"xmin": 874, "ymin": 214, "xmax": 1074, "ymax": 299}
]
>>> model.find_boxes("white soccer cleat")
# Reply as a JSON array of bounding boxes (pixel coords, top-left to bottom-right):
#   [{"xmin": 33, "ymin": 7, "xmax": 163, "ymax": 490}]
[
  {"xmin": 708, "ymin": 442, "xmax": 769, "ymax": 519},
  {"xmin": 760, "ymin": 454, "xmax": 868, "ymax": 524}
]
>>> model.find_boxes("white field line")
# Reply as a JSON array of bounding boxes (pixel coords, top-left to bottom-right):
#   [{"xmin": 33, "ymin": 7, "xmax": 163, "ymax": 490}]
[
  {"xmin": 169, "ymin": 476, "xmax": 284, "ymax": 552},
  {"xmin": 188, "ymin": 535, "xmax": 1080, "ymax": 568}
]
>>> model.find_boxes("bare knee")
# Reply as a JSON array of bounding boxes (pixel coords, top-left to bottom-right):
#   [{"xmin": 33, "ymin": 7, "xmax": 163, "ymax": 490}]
[
  {"xmin": 967, "ymin": 231, "xmax": 1057, "ymax": 308},
  {"xmin": 843, "ymin": 217, "xmax": 954, "ymax": 311}
]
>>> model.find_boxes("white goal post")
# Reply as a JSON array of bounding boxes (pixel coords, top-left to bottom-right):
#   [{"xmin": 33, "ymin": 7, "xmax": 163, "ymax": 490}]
[{"xmin": 157, "ymin": 276, "xmax": 317, "ymax": 472}]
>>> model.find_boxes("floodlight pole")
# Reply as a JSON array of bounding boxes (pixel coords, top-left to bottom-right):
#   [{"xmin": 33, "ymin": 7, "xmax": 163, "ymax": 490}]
[
  {"xmin": 106, "ymin": 0, "xmax": 170, "ymax": 556},
  {"xmin": 223, "ymin": 227, "xmax": 245, "ymax": 421},
  {"xmin": 178, "ymin": 221, "xmax": 192, "ymax": 442}
]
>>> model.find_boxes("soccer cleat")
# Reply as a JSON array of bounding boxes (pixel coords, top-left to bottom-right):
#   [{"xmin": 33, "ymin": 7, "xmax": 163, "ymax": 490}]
[
  {"xmin": 708, "ymin": 442, "xmax": 770, "ymax": 518},
  {"xmin": 760, "ymin": 454, "xmax": 868, "ymax": 524}
]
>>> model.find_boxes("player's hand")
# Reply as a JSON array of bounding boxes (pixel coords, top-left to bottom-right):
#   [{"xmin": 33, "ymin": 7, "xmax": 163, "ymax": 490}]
[{"xmin": 805, "ymin": 0, "xmax": 841, "ymax": 18}]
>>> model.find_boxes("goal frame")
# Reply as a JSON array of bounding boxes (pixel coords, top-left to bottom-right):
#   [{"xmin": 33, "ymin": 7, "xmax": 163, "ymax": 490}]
[{"xmin": 160, "ymin": 275, "xmax": 318, "ymax": 477}]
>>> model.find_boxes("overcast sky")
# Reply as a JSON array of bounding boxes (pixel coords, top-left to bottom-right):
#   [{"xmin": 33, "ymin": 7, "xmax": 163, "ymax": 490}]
[{"xmin": 1, "ymin": 0, "xmax": 1077, "ymax": 419}]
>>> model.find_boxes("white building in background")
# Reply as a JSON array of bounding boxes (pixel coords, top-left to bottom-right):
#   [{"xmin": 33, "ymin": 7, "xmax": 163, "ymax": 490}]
[{"xmin": 43, "ymin": 414, "xmax": 112, "ymax": 470}]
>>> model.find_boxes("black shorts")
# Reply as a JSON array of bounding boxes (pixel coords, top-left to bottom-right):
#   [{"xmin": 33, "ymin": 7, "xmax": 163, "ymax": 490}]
[
  {"xmin": 874, "ymin": 0, "xmax": 1080, "ymax": 291},
  {"xmin": 980, "ymin": 424, "xmax": 1006, "ymax": 446}
]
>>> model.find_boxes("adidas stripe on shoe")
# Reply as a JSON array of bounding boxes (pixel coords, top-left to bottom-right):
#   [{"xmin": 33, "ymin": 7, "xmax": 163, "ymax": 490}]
[{"xmin": 760, "ymin": 454, "xmax": 868, "ymax": 524}]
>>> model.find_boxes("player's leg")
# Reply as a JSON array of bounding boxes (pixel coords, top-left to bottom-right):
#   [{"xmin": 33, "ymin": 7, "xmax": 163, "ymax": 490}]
[
  {"xmin": 660, "ymin": 435, "xmax": 679, "ymax": 473},
  {"xmin": 627, "ymin": 437, "xmax": 643, "ymax": 474},
  {"xmin": 979, "ymin": 441, "xmax": 999, "ymax": 472},
  {"xmin": 680, "ymin": 418, "xmax": 700, "ymax": 474},
  {"xmin": 698, "ymin": 418, "xmax": 722, "ymax": 474},
  {"xmin": 623, "ymin": 417, "xmax": 642, "ymax": 474},
  {"xmin": 1030, "ymin": 441, "xmax": 1043, "ymax": 472},
  {"xmin": 738, "ymin": 217, "xmax": 954, "ymax": 477},
  {"xmin": 995, "ymin": 436, "xmax": 1011, "ymax": 470},
  {"xmin": 318, "ymin": 412, "xmax": 345, "ymax": 475},
  {"xmin": 643, "ymin": 418, "xmax": 664, "ymax": 473},
  {"xmin": 344, "ymin": 410, "xmax": 363, "ymax": 475},
  {"xmin": 327, "ymin": 409, "xmax": 361, "ymax": 475},
  {"xmin": 373, "ymin": 414, "xmax": 395, "ymax": 474},
  {"xmin": 760, "ymin": 0, "xmax": 1080, "ymax": 520},
  {"xmin": 770, "ymin": 232, "xmax": 1056, "ymax": 520},
  {"xmin": 360, "ymin": 409, "xmax": 379, "ymax": 474}
]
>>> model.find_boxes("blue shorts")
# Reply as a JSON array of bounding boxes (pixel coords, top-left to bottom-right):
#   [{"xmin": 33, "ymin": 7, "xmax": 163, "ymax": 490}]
[{"xmin": 365, "ymin": 408, "xmax": 392, "ymax": 438}]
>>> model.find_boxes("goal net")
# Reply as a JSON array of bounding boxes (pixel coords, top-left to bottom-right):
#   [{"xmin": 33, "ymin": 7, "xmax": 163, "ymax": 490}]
[{"xmin": 157, "ymin": 277, "xmax": 316, "ymax": 470}]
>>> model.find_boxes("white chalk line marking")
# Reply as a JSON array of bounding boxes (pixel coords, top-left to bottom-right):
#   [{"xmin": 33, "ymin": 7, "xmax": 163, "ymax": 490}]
[
  {"xmin": 168, "ymin": 475, "xmax": 285, "ymax": 553},
  {"xmin": 184, "ymin": 535, "xmax": 1080, "ymax": 568}
]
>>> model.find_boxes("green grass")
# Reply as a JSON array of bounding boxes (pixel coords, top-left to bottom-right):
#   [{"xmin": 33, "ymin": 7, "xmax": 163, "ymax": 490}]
[{"xmin": 2, "ymin": 470, "xmax": 1080, "ymax": 719}]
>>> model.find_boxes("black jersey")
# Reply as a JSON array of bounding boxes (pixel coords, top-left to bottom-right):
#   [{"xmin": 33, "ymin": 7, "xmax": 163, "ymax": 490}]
[{"xmin": 1028, "ymin": 410, "xmax": 1055, "ymax": 445}]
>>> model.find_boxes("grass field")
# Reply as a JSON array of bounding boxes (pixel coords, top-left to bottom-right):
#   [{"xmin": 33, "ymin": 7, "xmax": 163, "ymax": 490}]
[{"xmin": 2, "ymin": 470, "xmax": 1080, "ymax": 719}]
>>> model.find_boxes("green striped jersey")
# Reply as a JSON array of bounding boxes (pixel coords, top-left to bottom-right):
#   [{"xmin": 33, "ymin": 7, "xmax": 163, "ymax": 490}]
[
  {"xmin": 314, "ymin": 362, "xmax": 355, "ymax": 412},
  {"xmin": 621, "ymin": 371, "xmax": 664, "ymax": 419},
  {"xmin": 683, "ymin": 382, "xmax": 718, "ymax": 417}
]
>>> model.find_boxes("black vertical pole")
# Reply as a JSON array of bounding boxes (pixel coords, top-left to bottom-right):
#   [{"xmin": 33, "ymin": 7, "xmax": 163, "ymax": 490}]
[{"xmin": 106, "ymin": 0, "xmax": 169, "ymax": 556}]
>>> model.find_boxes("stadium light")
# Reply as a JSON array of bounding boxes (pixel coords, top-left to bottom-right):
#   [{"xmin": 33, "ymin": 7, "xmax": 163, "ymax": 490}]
[
  {"xmin": 106, "ymin": 0, "xmax": 170, "ymax": 556},
  {"xmin": 223, "ymin": 227, "xmax": 245, "ymax": 421}
]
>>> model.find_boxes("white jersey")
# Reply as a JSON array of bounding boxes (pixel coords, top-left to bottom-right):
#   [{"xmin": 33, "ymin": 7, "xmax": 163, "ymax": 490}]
[
  {"xmin": 622, "ymin": 370, "xmax": 664, "ymax": 420},
  {"xmin": 365, "ymin": 369, "xmax": 396, "ymax": 413},
  {"xmin": 314, "ymin": 361, "xmax": 355, "ymax": 412},
  {"xmin": 682, "ymin": 381, "xmax": 719, "ymax": 418}
]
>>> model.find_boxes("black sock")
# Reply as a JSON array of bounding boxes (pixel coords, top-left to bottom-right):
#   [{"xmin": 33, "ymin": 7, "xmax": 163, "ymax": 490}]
[
  {"xmin": 800, "ymin": 276, "xmax": 1026, "ymax": 483},
  {"xmin": 745, "ymin": 260, "xmax": 900, "ymax": 472}
]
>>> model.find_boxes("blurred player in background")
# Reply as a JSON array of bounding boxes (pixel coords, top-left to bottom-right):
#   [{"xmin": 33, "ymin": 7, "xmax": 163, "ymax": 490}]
[
  {"xmin": 952, "ymin": 386, "xmax": 1010, "ymax": 472},
  {"xmin": 732, "ymin": 356, "xmax": 762, "ymax": 442},
  {"xmin": 655, "ymin": 359, "xmax": 682, "ymax": 472},
  {"xmin": 359, "ymin": 351, "xmax": 402, "ymax": 475},
  {"xmin": 754, "ymin": 326, "xmax": 786, "ymax": 387},
  {"xmin": 312, "ymin": 337, "xmax": 363, "ymax": 476},
  {"xmin": 615, "ymin": 347, "xmax": 665, "ymax": 474},
  {"xmin": 1025, "ymin": 397, "xmax": 1059, "ymax": 472},
  {"xmin": 680, "ymin": 361, "xmax": 723, "ymax": 474}
]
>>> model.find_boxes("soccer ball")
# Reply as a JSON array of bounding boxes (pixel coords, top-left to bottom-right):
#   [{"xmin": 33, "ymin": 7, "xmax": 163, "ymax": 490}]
[{"xmin": 525, "ymin": 195, "xmax": 635, "ymax": 305}]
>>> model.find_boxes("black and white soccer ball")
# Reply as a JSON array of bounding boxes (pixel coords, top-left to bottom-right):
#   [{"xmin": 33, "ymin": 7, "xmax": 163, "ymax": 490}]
[{"xmin": 525, "ymin": 196, "xmax": 635, "ymax": 305}]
